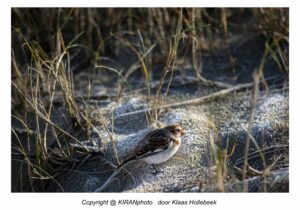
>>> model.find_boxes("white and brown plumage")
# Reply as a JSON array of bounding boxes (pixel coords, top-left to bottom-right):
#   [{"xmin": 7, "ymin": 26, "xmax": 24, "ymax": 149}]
[
  {"xmin": 121, "ymin": 124, "xmax": 184, "ymax": 165},
  {"xmin": 94, "ymin": 124, "xmax": 184, "ymax": 192}
]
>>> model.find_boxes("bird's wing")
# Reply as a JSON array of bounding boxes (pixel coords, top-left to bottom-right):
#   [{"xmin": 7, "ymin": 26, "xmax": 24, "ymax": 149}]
[{"xmin": 122, "ymin": 130, "xmax": 172, "ymax": 164}]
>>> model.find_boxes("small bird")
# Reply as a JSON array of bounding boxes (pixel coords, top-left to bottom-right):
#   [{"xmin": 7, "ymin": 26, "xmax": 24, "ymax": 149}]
[
  {"xmin": 94, "ymin": 124, "xmax": 184, "ymax": 192},
  {"xmin": 121, "ymin": 124, "xmax": 185, "ymax": 167}
]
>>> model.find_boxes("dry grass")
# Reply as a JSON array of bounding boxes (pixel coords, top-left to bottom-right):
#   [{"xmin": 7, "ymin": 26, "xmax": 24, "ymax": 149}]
[{"xmin": 11, "ymin": 8, "xmax": 288, "ymax": 192}]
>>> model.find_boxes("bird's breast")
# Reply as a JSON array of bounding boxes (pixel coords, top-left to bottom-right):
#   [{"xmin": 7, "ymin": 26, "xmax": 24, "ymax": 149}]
[
  {"xmin": 143, "ymin": 138, "xmax": 181, "ymax": 164},
  {"xmin": 173, "ymin": 138, "xmax": 181, "ymax": 146}
]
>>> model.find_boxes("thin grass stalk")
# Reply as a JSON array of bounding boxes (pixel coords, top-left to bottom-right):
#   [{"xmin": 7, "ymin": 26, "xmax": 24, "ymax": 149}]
[
  {"xmin": 242, "ymin": 70, "xmax": 260, "ymax": 192},
  {"xmin": 153, "ymin": 9, "xmax": 183, "ymax": 122},
  {"xmin": 96, "ymin": 104, "xmax": 120, "ymax": 165},
  {"xmin": 191, "ymin": 8, "xmax": 202, "ymax": 80}
]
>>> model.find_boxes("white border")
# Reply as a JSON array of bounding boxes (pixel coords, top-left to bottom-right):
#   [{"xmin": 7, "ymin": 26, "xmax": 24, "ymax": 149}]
[{"xmin": 1, "ymin": 1, "xmax": 299, "ymax": 210}]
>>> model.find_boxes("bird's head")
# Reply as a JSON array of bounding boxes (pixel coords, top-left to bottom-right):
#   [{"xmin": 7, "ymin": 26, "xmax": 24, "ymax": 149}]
[{"xmin": 165, "ymin": 124, "xmax": 185, "ymax": 138}]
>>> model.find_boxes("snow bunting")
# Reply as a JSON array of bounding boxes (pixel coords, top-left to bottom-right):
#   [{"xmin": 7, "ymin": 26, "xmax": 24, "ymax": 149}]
[
  {"xmin": 121, "ymin": 124, "xmax": 184, "ymax": 166},
  {"xmin": 94, "ymin": 124, "xmax": 184, "ymax": 192}
]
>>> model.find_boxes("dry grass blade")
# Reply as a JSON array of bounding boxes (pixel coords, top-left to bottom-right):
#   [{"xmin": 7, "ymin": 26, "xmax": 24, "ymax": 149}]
[
  {"xmin": 11, "ymin": 8, "xmax": 288, "ymax": 192},
  {"xmin": 96, "ymin": 104, "xmax": 120, "ymax": 165},
  {"xmin": 242, "ymin": 70, "xmax": 260, "ymax": 192},
  {"xmin": 115, "ymin": 82, "xmax": 253, "ymax": 119},
  {"xmin": 209, "ymin": 133, "xmax": 225, "ymax": 192},
  {"xmin": 112, "ymin": 33, "xmax": 152, "ymax": 97},
  {"xmin": 11, "ymin": 81, "xmax": 87, "ymax": 150},
  {"xmin": 94, "ymin": 159, "xmax": 138, "ymax": 192},
  {"xmin": 151, "ymin": 9, "xmax": 183, "ymax": 122}
]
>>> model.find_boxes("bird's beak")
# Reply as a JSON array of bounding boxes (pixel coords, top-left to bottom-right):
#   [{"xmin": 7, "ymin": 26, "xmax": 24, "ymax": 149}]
[{"xmin": 181, "ymin": 130, "xmax": 185, "ymax": 135}]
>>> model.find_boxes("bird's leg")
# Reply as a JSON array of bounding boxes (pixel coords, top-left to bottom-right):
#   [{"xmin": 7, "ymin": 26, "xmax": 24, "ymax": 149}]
[{"xmin": 151, "ymin": 164, "xmax": 161, "ymax": 174}]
